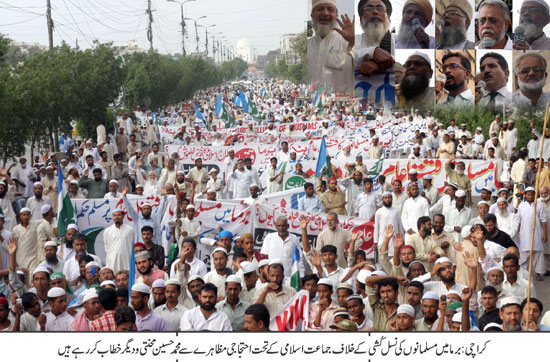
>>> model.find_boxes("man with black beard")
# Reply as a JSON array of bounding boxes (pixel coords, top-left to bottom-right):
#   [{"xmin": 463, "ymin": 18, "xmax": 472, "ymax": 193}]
[
  {"xmin": 405, "ymin": 216, "xmax": 443, "ymax": 272},
  {"xmin": 374, "ymin": 192, "xmax": 403, "ymax": 257},
  {"xmin": 414, "ymin": 256, "xmax": 468, "ymax": 298},
  {"xmin": 399, "ymin": 52, "xmax": 434, "ymax": 109},
  {"xmin": 396, "ymin": 0, "xmax": 434, "ymax": 49},
  {"xmin": 63, "ymin": 234, "xmax": 101, "ymax": 286},
  {"xmin": 355, "ymin": 0, "xmax": 395, "ymax": 78},
  {"xmin": 436, "ymin": 0, "xmax": 474, "ymax": 49},
  {"xmin": 306, "ymin": 0, "xmax": 354, "ymax": 92},
  {"xmin": 57, "ymin": 224, "xmax": 78, "ymax": 262},
  {"xmin": 179, "ymin": 283, "xmax": 233, "ymax": 331},
  {"xmin": 437, "ymin": 52, "xmax": 474, "ymax": 107},
  {"xmin": 514, "ymin": 0, "xmax": 550, "ymax": 50},
  {"xmin": 512, "ymin": 52, "xmax": 550, "ymax": 110},
  {"xmin": 39, "ymin": 241, "xmax": 64, "ymax": 274}
]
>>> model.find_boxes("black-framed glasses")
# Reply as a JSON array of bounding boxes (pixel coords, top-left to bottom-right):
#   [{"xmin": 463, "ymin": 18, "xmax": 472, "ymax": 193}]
[
  {"xmin": 363, "ymin": 5, "xmax": 386, "ymax": 13},
  {"xmin": 440, "ymin": 63, "xmax": 464, "ymax": 72},
  {"xmin": 518, "ymin": 66, "xmax": 545, "ymax": 74}
]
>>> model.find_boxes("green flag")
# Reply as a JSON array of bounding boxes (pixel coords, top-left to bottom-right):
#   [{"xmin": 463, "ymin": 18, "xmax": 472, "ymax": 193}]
[{"xmin": 221, "ymin": 104, "xmax": 235, "ymax": 128}]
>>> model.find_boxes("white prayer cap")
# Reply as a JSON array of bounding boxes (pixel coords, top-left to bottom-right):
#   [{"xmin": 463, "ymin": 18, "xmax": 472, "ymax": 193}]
[
  {"xmin": 423, "ymin": 174, "xmax": 433, "ymax": 180},
  {"xmin": 67, "ymin": 223, "xmax": 79, "ymax": 231},
  {"xmin": 20, "ymin": 207, "xmax": 32, "ymax": 214},
  {"xmin": 498, "ymin": 297, "xmax": 522, "ymax": 309},
  {"xmin": 409, "ymin": 261, "xmax": 424, "ymax": 269},
  {"xmin": 240, "ymin": 261, "xmax": 257, "ymax": 274},
  {"xmin": 422, "ymin": 291, "xmax": 439, "ymax": 301},
  {"xmin": 455, "ymin": 190, "xmax": 466, "ymax": 198},
  {"xmin": 483, "ymin": 322, "xmax": 503, "ymax": 331},
  {"xmin": 46, "ymin": 165, "xmax": 54, "ymax": 170},
  {"xmin": 371, "ymin": 270, "xmax": 387, "ymax": 277},
  {"xmin": 357, "ymin": 269, "xmax": 372, "ymax": 284},
  {"xmin": 525, "ymin": 186, "xmax": 536, "ymax": 193},
  {"xmin": 0, "ymin": 213, "xmax": 5, "ymax": 219},
  {"xmin": 226, "ymin": 275, "xmax": 242, "ymax": 284},
  {"xmin": 136, "ymin": 184, "xmax": 144, "ymax": 189},
  {"xmin": 32, "ymin": 266, "xmax": 50, "ymax": 276},
  {"xmin": 99, "ymin": 280, "xmax": 116, "ymax": 288},
  {"xmin": 346, "ymin": 294, "xmax": 363, "ymax": 303},
  {"xmin": 477, "ymin": 201, "xmax": 489, "ymax": 207},
  {"xmin": 206, "ymin": 188, "xmax": 216, "ymax": 193},
  {"xmin": 28, "ymin": 287, "xmax": 37, "ymax": 295},
  {"xmin": 334, "ymin": 309, "xmax": 349, "ymax": 318},
  {"xmin": 16, "ymin": 270, "xmax": 25, "ymax": 276},
  {"xmin": 409, "ymin": 51, "xmax": 431, "ymax": 67},
  {"xmin": 44, "ymin": 241, "xmax": 58, "ymax": 248},
  {"xmin": 336, "ymin": 282, "xmax": 354, "ymax": 291},
  {"xmin": 317, "ymin": 278, "xmax": 334, "ymax": 288},
  {"xmin": 85, "ymin": 261, "xmax": 101, "ymax": 269},
  {"xmin": 258, "ymin": 259, "xmax": 270, "ymax": 268},
  {"xmin": 476, "ymin": 127, "xmax": 483, "ymax": 131},
  {"xmin": 451, "ymin": 312, "xmax": 462, "ymax": 323},
  {"xmin": 141, "ymin": 202, "xmax": 152, "ymax": 207},
  {"xmin": 249, "ymin": 183, "xmax": 259, "ymax": 189},
  {"xmin": 481, "ymin": 186, "xmax": 492, "ymax": 193},
  {"xmin": 461, "ymin": 227, "xmax": 471, "ymax": 239},
  {"xmin": 212, "ymin": 247, "xmax": 228, "ymax": 256},
  {"xmin": 83, "ymin": 291, "xmax": 99, "ymax": 303},
  {"xmin": 112, "ymin": 208, "xmax": 124, "ymax": 214},
  {"xmin": 268, "ymin": 258, "xmax": 284, "ymax": 266},
  {"xmin": 409, "ymin": 169, "xmax": 418, "ymax": 174},
  {"xmin": 188, "ymin": 275, "xmax": 204, "ymax": 283},
  {"xmin": 487, "ymin": 266, "xmax": 504, "ymax": 274},
  {"xmin": 497, "ymin": 197, "xmax": 507, "ymax": 203},
  {"xmin": 448, "ymin": 183, "xmax": 459, "ymax": 190},
  {"xmin": 529, "ymin": 0, "xmax": 550, "ymax": 12},
  {"xmin": 41, "ymin": 204, "xmax": 52, "ymax": 214},
  {"xmin": 176, "ymin": 170, "xmax": 185, "ymax": 175},
  {"xmin": 152, "ymin": 279, "xmax": 166, "ymax": 289},
  {"xmin": 47, "ymin": 287, "xmax": 66, "ymax": 298},
  {"xmin": 497, "ymin": 188, "xmax": 508, "ymax": 194},
  {"xmin": 33, "ymin": 181, "xmax": 43, "ymax": 187},
  {"xmin": 135, "ymin": 251, "xmax": 151, "ymax": 261},
  {"xmin": 435, "ymin": 257, "xmax": 452, "ymax": 265},
  {"xmin": 109, "ymin": 179, "xmax": 118, "ymax": 185},
  {"xmin": 186, "ymin": 204, "xmax": 196, "ymax": 210},
  {"xmin": 397, "ymin": 304, "xmax": 415, "ymax": 317},
  {"xmin": 166, "ymin": 279, "xmax": 182, "ymax": 287},
  {"xmin": 70, "ymin": 180, "xmax": 79, "ymax": 185},
  {"xmin": 209, "ymin": 169, "xmax": 217, "ymax": 174},
  {"xmin": 131, "ymin": 282, "xmax": 151, "ymax": 294},
  {"xmin": 382, "ymin": 191, "xmax": 392, "ymax": 197}
]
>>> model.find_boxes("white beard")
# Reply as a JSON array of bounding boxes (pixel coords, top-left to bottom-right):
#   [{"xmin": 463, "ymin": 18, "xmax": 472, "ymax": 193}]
[
  {"xmin": 498, "ymin": 210, "xmax": 508, "ymax": 217},
  {"xmin": 313, "ymin": 19, "xmax": 335, "ymax": 39},
  {"xmin": 362, "ymin": 18, "xmax": 390, "ymax": 47},
  {"xmin": 439, "ymin": 22, "xmax": 467, "ymax": 47},
  {"xmin": 519, "ymin": 75, "xmax": 546, "ymax": 92},
  {"xmin": 397, "ymin": 22, "xmax": 418, "ymax": 45},
  {"xmin": 481, "ymin": 25, "xmax": 506, "ymax": 45},
  {"xmin": 521, "ymin": 21, "xmax": 543, "ymax": 40}
]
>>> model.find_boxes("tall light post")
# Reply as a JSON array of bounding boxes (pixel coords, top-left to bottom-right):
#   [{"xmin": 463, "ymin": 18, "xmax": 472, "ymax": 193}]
[
  {"xmin": 184, "ymin": 15, "xmax": 206, "ymax": 54},
  {"xmin": 166, "ymin": 0, "xmax": 196, "ymax": 57},
  {"xmin": 199, "ymin": 24, "xmax": 215, "ymax": 58}
]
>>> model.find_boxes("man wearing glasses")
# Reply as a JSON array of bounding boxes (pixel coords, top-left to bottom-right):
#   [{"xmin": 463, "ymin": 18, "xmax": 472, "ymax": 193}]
[
  {"xmin": 398, "ymin": 52, "xmax": 434, "ymax": 109},
  {"xmin": 436, "ymin": 52, "xmax": 474, "ymax": 107},
  {"xmin": 436, "ymin": 0, "xmax": 475, "ymax": 49},
  {"xmin": 307, "ymin": 0, "xmax": 354, "ymax": 93},
  {"xmin": 514, "ymin": 0, "xmax": 550, "ymax": 50},
  {"xmin": 512, "ymin": 52, "xmax": 550, "ymax": 109},
  {"xmin": 396, "ymin": 0, "xmax": 435, "ymax": 49},
  {"xmin": 476, "ymin": 0, "xmax": 513, "ymax": 49}
]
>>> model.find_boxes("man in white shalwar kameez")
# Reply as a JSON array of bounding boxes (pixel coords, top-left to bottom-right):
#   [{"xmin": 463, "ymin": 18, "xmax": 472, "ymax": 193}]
[
  {"xmin": 374, "ymin": 192, "xmax": 404, "ymax": 257},
  {"xmin": 12, "ymin": 207, "xmax": 42, "ymax": 273},
  {"xmin": 307, "ymin": 0, "xmax": 354, "ymax": 93},
  {"xmin": 443, "ymin": 190, "xmax": 472, "ymax": 242},
  {"xmin": 103, "ymin": 209, "xmax": 135, "ymax": 272},
  {"xmin": 494, "ymin": 197, "xmax": 519, "ymax": 240},
  {"xmin": 401, "ymin": 183, "xmax": 430, "ymax": 235},
  {"xmin": 340, "ymin": 170, "xmax": 364, "ymax": 215},
  {"xmin": 517, "ymin": 187, "xmax": 547, "ymax": 281},
  {"xmin": 540, "ymin": 186, "xmax": 550, "ymax": 276}
]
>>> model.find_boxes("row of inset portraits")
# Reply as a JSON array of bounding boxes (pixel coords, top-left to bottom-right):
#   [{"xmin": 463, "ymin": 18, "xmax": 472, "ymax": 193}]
[{"xmin": 307, "ymin": 0, "xmax": 550, "ymax": 111}]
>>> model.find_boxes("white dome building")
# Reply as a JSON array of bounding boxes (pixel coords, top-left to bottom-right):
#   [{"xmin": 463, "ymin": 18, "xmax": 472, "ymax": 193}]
[{"xmin": 235, "ymin": 38, "xmax": 256, "ymax": 64}]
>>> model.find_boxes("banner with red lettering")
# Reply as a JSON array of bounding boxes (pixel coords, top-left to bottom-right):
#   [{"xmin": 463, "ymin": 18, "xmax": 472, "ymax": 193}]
[{"xmin": 269, "ymin": 290, "xmax": 310, "ymax": 331}]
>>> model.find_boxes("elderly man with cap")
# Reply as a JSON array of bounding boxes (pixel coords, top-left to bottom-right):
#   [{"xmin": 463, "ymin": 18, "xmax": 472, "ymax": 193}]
[
  {"xmin": 476, "ymin": 0, "xmax": 512, "ymax": 49},
  {"xmin": 398, "ymin": 51, "xmax": 435, "ymax": 109},
  {"xmin": 260, "ymin": 216, "xmax": 304, "ymax": 278},
  {"xmin": 12, "ymin": 207, "xmax": 43, "ymax": 272},
  {"xmin": 340, "ymin": 170, "xmax": 364, "ymax": 215},
  {"xmin": 539, "ymin": 186, "xmax": 550, "ymax": 276},
  {"xmin": 443, "ymin": 189, "xmax": 472, "ymax": 241},
  {"xmin": 396, "ymin": 0, "xmax": 434, "ymax": 49},
  {"xmin": 42, "ymin": 286, "xmax": 74, "ymax": 331},
  {"xmin": 68, "ymin": 180, "xmax": 85, "ymax": 200},
  {"xmin": 403, "ymin": 169, "xmax": 424, "ymax": 194},
  {"xmin": 180, "ymin": 282, "xmax": 232, "ymax": 331},
  {"xmin": 253, "ymin": 260, "xmax": 297, "ymax": 318},
  {"xmin": 0, "ymin": 169, "xmax": 17, "ymax": 232},
  {"xmin": 494, "ymin": 198, "xmax": 520, "ymax": 240},
  {"xmin": 153, "ymin": 279, "xmax": 187, "ymax": 331},
  {"xmin": 307, "ymin": 0, "xmax": 354, "ymax": 93},
  {"xmin": 71, "ymin": 290, "xmax": 101, "ymax": 331},
  {"xmin": 355, "ymin": 0, "xmax": 395, "ymax": 79},
  {"xmin": 512, "ymin": 53, "xmax": 550, "ymax": 110},
  {"xmin": 204, "ymin": 247, "xmax": 234, "ymax": 300},
  {"xmin": 498, "ymin": 297, "xmax": 523, "ymax": 331},
  {"xmin": 12, "ymin": 156, "xmax": 36, "ymax": 199},
  {"xmin": 514, "ymin": 0, "xmax": 550, "ymax": 50},
  {"xmin": 36, "ymin": 204, "xmax": 58, "ymax": 263},
  {"xmin": 238, "ymin": 261, "xmax": 259, "ymax": 304},
  {"xmin": 517, "ymin": 186, "xmax": 547, "ymax": 280},
  {"xmin": 104, "ymin": 180, "xmax": 122, "ymax": 199},
  {"xmin": 436, "ymin": 0, "xmax": 474, "ymax": 49},
  {"xmin": 215, "ymin": 274, "xmax": 250, "ymax": 331},
  {"xmin": 41, "ymin": 164, "xmax": 58, "ymax": 213},
  {"xmin": 445, "ymin": 156, "xmax": 472, "ymax": 205},
  {"xmin": 130, "ymin": 282, "xmax": 166, "ymax": 331},
  {"xmin": 469, "ymin": 200, "xmax": 490, "ymax": 226},
  {"xmin": 39, "ymin": 241, "xmax": 64, "ymax": 274},
  {"xmin": 243, "ymin": 184, "xmax": 265, "ymax": 206},
  {"xmin": 527, "ymin": 131, "xmax": 541, "ymax": 160},
  {"xmin": 103, "ymin": 208, "xmax": 135, "ymax": 272},
  {"xmin": 25, "ymin": 181, "xmax": 51, "ymax": 221}
]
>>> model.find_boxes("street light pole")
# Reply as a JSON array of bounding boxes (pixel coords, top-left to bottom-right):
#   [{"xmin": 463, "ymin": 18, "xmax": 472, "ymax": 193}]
[
  {"xmin": 167, "ymin": 0, "xmax": 196, "ymax": 57},
  {"xmin": 184, "ymin": 15, "xmax": 206, "ymax": 56}
]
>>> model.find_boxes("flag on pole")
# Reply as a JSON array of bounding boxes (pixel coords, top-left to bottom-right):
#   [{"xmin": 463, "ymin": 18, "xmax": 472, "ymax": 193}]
[
  {"xmin": 315, "ymin": 137, "xmax": 329, "ymax": 177},
  {"xmin": 239, "ymin": 90, "xmax": 249, "ymax": 113},
  {"xmin": 221, "ymin": 104, "xmax": 236, "ymax": 128},
  {"xmin": 260, "ymin": 87, "xmax": 265, "ymax": 98},
  {"xmin": 290, "ymin": 245, "xmax": 301, "ymax": 291},
  {"xmin": 249, "ymin": 97, "xmax": 259, "ymax": 116},
  {"xmin": 57, "ymin": 160, "xmax": 75, "ymax": 239},
  {"xmin": 215, "ymin": 94, "xmax": 223, "ymax": 117},
  {"xmin": 195, "ymin": 105, "xmax": 205, "ymax": 121},
  {"xmin": 312, "ymin": 90, "xmax": 324, "ymax": 114}
]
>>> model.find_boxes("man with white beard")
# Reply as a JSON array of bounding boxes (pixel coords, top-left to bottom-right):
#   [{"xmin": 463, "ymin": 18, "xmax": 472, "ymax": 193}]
[
  {"xmin": 512, "ymin": 52, "xmax": 550, "ymax": 110},
  {"xmin": 396, "ymin": 0, "xmax": 434, "ymax": 49},
  {"xmin": 514, "ymin": 0, "xmax": 550, "ymax": 50},
  {"xmin": 307, "ymin": 0, "xmax": 354, "ymax": 92},
  {"xmin": 540, "ymin": 186, "xmax": 550, "ymax": 276},
  {"xmin": 398, "ymin": 52, "xmax": 435, "ymax": 109},
  {"xmin": 476, "ymin": 0, "xmax": 512, "ymax": 49},
  {"xmin": 495, "ymin": 198, "xmax": 520, "ymax": 240},
  {"xmin": 436, "ymin": 0, "xmax": 475, "ymax": 49},
  {"xmin": 355, "ymin": 0, "xmax": 395, "ymax": 78}
]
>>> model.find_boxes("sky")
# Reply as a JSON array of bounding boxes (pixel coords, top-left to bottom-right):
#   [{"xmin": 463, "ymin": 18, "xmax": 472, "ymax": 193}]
[{"xmin": 0, "ymin": 0, "xmax": 306, "ymax": 55}]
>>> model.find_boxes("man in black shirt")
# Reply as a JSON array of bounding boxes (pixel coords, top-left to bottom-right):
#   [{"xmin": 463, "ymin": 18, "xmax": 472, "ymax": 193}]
[
  {"xmin": 478, "ymin": 285, "xmax": 502, "ymax": 331},
  {"xmin": 483, "ymin": 214, "xmax": 517, "ymax": 249}
]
